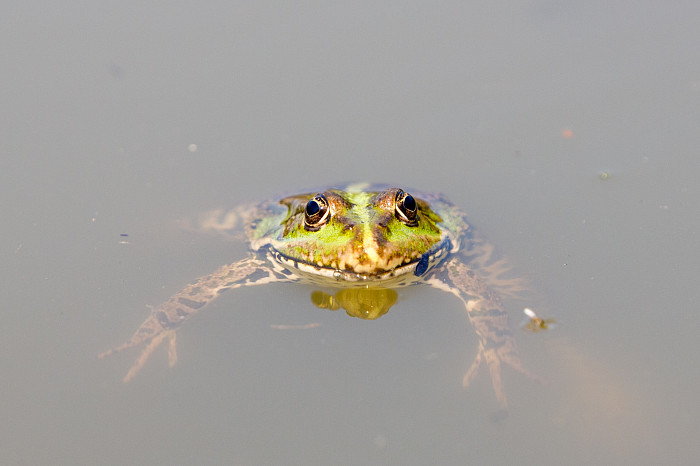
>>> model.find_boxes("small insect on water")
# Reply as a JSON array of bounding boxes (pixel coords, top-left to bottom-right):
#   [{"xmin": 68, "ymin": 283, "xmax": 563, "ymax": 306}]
[{"xmin": 522, "ymin": 307, "xmax": 556, "ymax": 332}]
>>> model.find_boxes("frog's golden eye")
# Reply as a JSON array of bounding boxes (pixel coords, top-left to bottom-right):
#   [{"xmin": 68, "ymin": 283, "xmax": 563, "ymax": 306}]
[
  {"xmin": 304, "ymin": 194, "xmax": 330, "ymax": 231},
  {"xmin": 395, "ymin": 190, "xmax": 418, "ymax": 226}
]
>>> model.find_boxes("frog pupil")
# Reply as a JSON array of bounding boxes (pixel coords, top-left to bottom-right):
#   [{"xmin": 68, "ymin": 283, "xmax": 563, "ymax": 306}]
[
  {"xmin": 306, "ymin": 200, "xmax": 320, "ymax": 216},
  {"xmin": 403, "ymin": 194, "xmax": 416, "ymax": 212}
]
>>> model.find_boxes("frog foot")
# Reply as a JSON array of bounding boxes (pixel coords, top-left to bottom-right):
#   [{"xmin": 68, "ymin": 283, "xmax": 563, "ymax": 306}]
[
  {"xmin": 462, "ymin": 341, "xmax": 541, "ymax": 408},
  {"xmin": 98, "ymin": 314, "xmax": 178, "ymax": 383}
]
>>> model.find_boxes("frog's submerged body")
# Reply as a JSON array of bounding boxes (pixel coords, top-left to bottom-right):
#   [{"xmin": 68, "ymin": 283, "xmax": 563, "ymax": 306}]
[{"xmin": 100, "ymin": 183, "xmax": 533, "ymax": 407}]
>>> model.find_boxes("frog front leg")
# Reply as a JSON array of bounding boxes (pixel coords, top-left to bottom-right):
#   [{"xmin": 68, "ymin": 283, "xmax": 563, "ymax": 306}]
[
  {"xmin": 425, "ymin": 256, "xmax": 535, "ymax": 408},
  {"xmin": 99, "ymin": 254, "xmax": 297, "ymax": 382}
]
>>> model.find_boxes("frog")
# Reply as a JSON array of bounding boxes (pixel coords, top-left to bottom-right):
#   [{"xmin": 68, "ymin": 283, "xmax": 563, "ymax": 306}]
[{"xmin": 100, "ymin": 183, "xmax": 535, "ymax": 408}]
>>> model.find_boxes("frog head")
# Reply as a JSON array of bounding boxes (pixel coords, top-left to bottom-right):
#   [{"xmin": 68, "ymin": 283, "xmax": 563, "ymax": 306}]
[{"xmin": 249, "ymin": 185, "xmax": 464, "ymax": 282}]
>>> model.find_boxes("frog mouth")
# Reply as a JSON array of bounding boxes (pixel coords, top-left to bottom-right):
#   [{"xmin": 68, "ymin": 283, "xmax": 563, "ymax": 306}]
[{"xmin": 268, "ymin": 238, "xmax": 452, "ymax": 283}]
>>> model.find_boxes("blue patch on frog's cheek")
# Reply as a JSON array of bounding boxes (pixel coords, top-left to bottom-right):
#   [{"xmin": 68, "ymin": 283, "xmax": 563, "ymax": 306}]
[{"xmin": 414, "ymin": 253, "xmax": 430, "ymax": 276}]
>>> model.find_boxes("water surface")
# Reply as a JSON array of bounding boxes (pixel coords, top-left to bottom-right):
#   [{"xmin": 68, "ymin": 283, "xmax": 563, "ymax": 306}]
[{"xmin": 2, "ymin": 2, "xmax": 699, "ymax": 464}]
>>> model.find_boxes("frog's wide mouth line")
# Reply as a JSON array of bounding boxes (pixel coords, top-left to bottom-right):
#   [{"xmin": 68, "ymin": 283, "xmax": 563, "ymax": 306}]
[{"xmin": 267, "ymin": 238, "xmax": 452, "ymax": 284}]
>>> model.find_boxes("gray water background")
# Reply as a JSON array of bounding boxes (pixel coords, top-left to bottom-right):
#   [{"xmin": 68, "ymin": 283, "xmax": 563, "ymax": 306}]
[{"xmin": 2, "ymin": 2, "xmax": 699, "ymax": 465}]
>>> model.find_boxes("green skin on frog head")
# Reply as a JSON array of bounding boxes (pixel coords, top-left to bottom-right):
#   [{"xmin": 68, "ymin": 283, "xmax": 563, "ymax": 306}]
[{"xmin": 248, "ymin": 186, "xmax": 460, "ymax": 278}]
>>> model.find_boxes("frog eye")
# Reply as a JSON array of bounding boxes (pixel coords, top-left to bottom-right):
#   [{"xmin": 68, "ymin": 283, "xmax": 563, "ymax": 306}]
[
  {"xmin": 304, "ymin": 194, "xmax": 330, "ymax": 231},
  {"xmin": 395, "ymin": 190, "xmax": 418, "ymax": 226}
]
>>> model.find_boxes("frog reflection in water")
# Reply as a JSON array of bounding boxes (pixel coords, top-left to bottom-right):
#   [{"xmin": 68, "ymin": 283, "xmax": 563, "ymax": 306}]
[
  {"xmin": 311, "ymin": 287, "xmax": 397, "ymax": 320},
  {"xmin": 100, "ymin": 183, "xmax": 535, "ymax": 408}
]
